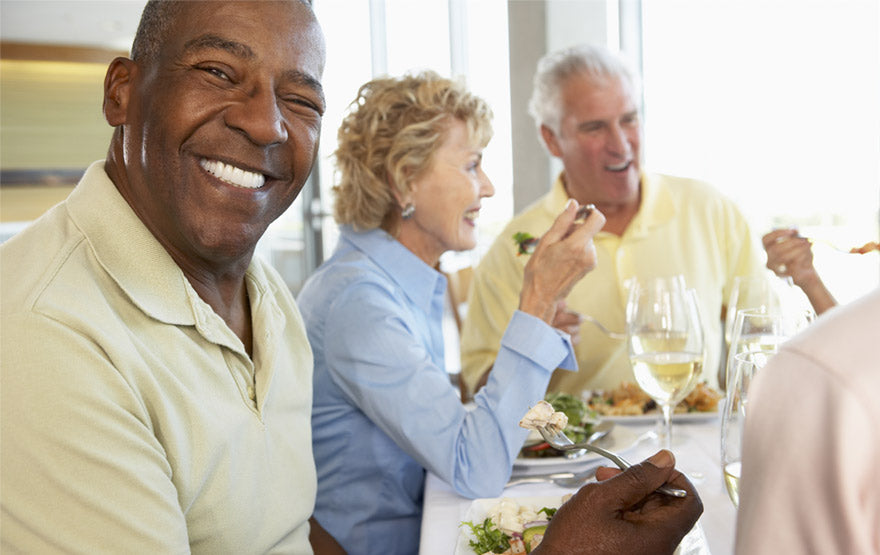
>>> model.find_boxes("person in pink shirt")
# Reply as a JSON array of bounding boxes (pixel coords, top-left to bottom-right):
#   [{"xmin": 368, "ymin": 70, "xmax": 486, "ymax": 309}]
[{"xmin": 735, "ymin": 287, "xmax": 880, "ymax": 553}]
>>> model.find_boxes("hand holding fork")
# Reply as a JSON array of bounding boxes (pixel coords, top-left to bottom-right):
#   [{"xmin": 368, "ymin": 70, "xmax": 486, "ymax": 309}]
[{"xmin": 536, "ymin": 425, "xmax": 687, "ymax": 497}]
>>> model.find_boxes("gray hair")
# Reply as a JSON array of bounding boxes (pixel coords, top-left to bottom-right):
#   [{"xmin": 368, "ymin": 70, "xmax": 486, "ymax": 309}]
[
  {"xmin": 528, "ymin": 43, "xmax": 641, "ymax": 135},
  {"xmin": 130, "ymin": 0, "xmax": 184, "ymax": 61}
]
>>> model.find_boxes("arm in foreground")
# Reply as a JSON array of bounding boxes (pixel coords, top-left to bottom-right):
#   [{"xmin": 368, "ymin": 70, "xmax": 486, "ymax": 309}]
[{"xmin": 533, "ymin": 450, "xmax": 703, "ymax": 555}]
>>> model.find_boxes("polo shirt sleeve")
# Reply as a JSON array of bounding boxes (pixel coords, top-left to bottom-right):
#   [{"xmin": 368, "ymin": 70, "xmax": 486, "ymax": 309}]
[
  {"xmin": 717, "ymin": 195, "xmax": 767, "ymax": 303},
  {"xmin": 0, "ymin": 312, "xmax": 190, "ymax": 553}
]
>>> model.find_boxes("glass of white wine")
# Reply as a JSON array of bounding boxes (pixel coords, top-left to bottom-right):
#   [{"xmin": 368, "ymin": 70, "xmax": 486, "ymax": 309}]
[
  {"xmin": 626, "ymin": 276, "xmax": 705, "ymax": 450},
  {"xmin": 720, "ymin": 349, "xmax": 775, "ymax": 507}
]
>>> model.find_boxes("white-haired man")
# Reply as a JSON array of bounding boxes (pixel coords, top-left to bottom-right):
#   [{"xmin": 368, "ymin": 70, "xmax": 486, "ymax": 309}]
[{"xmin": 461, "ymin": 43, "xmax": 766, "ymax": 397}]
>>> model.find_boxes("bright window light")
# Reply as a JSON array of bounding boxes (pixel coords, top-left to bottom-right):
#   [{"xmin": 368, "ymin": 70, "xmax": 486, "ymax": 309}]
[
  {"xmin": 312, "ymin": 0, "xmax": 513, "ymax": 272},
  {"xmin": 642, "ymin": 0, "xmax": 879, "ymax": 304}
]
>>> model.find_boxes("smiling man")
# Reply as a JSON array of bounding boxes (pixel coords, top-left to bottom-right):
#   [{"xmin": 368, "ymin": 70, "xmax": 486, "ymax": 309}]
[
  {"xmin": 0, "ymin": 1, "xmax": 329, "ymax": 552},
  {"xmin": 460, "ymin": 43, "xmax": 767, "ymax": 397}
]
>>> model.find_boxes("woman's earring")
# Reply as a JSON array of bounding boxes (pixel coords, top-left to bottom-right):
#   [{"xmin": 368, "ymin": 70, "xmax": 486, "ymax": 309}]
[{"xmin": 401, "ymin": 203, "xmax": 415, "ymax": 220}]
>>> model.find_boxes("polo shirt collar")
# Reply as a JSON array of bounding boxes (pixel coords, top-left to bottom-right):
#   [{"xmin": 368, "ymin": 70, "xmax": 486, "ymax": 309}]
[
  {"xmin": 66, "ymin": 162, "xmax": 213, "ymax": 329},
  {"xmin": 542, "ymin": 171, "xmax": 675, "ymax": 238},
  {"xmin": 340, "ymin": 225, "xmax": 446, "ymax": 314},
  {"xmin": 625, "ymin": 172, "xmax": 675, "ymax": 239}
]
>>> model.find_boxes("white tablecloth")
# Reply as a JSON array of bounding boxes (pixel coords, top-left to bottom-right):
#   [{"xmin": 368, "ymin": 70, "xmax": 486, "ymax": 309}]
[{"xmin": 418, "ymin": 418, "xmax": 737, "ymax": 554}]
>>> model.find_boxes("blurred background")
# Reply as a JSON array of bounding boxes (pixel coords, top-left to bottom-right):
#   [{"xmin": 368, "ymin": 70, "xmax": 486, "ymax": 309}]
[{"xmin": 2, "ymin": 0, "xmax": 878, "ymax": 306}]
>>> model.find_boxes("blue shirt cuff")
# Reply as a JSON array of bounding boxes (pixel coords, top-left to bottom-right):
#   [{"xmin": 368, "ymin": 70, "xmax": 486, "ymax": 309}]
[{"xmin": 500, "ymin": 311, "xmax": 579, "ymax": 372}]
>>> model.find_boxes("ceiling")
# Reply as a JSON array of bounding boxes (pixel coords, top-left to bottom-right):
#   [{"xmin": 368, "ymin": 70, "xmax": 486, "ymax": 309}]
[{"xmin": 1, "ymin": 1, "xmax": 148, "ymax": 52}]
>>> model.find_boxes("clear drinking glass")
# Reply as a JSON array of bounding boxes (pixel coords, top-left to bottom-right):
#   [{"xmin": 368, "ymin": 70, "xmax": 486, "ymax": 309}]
[
  {"xmin": 723, "ymin": 308, "xmax": 802, "ymax": 391},
  {"xmin": 720, "ymin": 349, "xmax": 775, "ymax": 507},
  {"xmin": 724, "ymin": 274, "xmax": 789, "ymax": 346},
  {"xmin": 721, "ymin": 274, "xmax": 815, "ymax": 387},
  {"xmin": 626, "ymin": 276, "xmax": 705, "ymax": 450}
]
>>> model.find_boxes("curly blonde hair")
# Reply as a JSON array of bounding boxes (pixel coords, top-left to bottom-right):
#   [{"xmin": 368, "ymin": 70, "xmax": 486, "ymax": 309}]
[{"xmin": 332, "ymin": 70, "xmax": 493, "ymax": 232}]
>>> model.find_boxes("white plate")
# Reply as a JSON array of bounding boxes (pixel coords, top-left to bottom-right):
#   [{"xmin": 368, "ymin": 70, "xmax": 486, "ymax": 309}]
[
  {"xmin": 454, "ymin": 495, "xmax": 564, "ymax": 555},
  {"xmin": 455, "ymin": 495, "xmax": 710, "ymax": 555},
  {"xmin": 600, "ymin": 411, "xmax": 719, "ymax": 425},
  {"xmin": 513, "ymin": 425, "xmax": 641, "ymax": 473}
]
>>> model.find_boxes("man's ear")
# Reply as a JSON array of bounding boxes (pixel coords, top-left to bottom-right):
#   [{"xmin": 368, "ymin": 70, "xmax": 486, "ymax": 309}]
[
  {"xmin": 540, "ymin": 124, "xmax": 563, "ymax": 158},
  {"xmin": 103, "ymin": 57, "xmax": 136, "ymax": 126}
]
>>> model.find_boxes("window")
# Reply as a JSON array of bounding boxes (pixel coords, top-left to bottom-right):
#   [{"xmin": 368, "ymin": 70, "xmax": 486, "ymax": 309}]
[
  {"xmin": 312, "ymin": 0, "xmax": 514, "ymax": 272},
  {"xmin": 641, "ymin": 0, "xmax": 880, "ymax": 304}
]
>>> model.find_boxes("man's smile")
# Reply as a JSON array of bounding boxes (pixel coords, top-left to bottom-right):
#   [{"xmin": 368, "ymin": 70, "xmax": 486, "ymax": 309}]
[
  {"xmin": 199, "ymin": 158, "xmax": 266, "ymax": 189},
  {"xmin": 605, "ymin": 159, "xmax": 632, "ymax": 172}
]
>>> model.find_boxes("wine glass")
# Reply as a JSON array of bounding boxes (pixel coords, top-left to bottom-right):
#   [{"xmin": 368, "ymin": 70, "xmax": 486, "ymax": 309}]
[
  {"xmin": 626, "ymin": 276, "xmax": 705, "ymax": 450},
  {"xmin": 721, "ymin": 274, "xmax": 816, "ymax": 387},
  {"xmin": 723, "ymin": 307, "xmax": 804, "ymax": 390},
  {"xmin": 720, "ymin": 349, "xmax": 775, "ymax": 506},
  {"xmin": 724, "ymin": 274, "xmax": 789, "ymax": 346}
]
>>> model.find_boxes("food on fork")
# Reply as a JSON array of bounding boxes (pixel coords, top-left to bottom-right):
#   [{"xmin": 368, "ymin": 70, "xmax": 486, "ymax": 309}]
[
  {"xmin": 782, "ymin": 234, "xmax": 880, "ymax": 255},
  {"xmin": 512, "ymin": 204, "xmax": 595, "ymax": 256},
  {"xmin": 850, "ymin": 240, "xmax": 879, "ymax": 254},
  {"xmin": 512, "ymin": 232, "xmax": 539, "ymax": 256},
  {"xmin": 519, "ymin": 400, "xmax": 568, "ymax": 434},
  {"xmin": 519, "ymin": 394, "xmax": 598, "ymax": 459}
]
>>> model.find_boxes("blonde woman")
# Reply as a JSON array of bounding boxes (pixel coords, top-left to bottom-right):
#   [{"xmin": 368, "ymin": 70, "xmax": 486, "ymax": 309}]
[{"xmin": 298, "ymin": 71, "xmax": 700, "ymax": 554}]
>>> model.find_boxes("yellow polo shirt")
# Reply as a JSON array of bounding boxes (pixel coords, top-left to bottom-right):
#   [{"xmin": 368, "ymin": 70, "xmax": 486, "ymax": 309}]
[
  {"xmin": 1, "ymin": 162, "xmax": 315, "ymax": 553},
  {"xmin": 460, "ymin": 172, "xmax": 765, "ymax": 395}
]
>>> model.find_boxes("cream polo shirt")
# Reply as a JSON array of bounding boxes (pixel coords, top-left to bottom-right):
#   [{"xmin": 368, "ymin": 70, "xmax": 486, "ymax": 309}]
[
  {"xmin": 1, "ymin": 162, "xmax": 315, "ymax": 554},
  {"xmin": 460, "ymin": 172, "xmax": 765, "ymax": 395}
]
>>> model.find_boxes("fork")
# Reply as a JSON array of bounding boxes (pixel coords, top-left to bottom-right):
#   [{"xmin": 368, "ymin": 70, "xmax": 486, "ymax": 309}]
[
  {"xmin": 776, "ymin": 234, "xmax": 866, "ymax": 254},
  {"xmin": 537, "ymin": 426, "xmax": 687, "ymax": 497},
  {"xmin": 579, "ymin": 314, "xmax": 626, "ymax": 340},
  {"xmin": 506, "ymin": 466, "xmax": 599, "ymax": 488}
]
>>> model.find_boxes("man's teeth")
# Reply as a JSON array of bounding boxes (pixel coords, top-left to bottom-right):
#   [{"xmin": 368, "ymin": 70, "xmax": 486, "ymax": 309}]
[
  {"xmin": 606, "ymin": 160, "xmax": 631, "ymax": 172},
  {"xmin": 200, "ymin": 159, "xmax": 266, "ymax": 189},
  {"xmin": 464, "ymin": 210, "xmax": 479, "ymax": 222}
]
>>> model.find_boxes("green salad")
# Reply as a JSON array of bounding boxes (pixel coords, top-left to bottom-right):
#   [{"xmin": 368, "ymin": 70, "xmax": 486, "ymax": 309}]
[
  {"xmin": 460, "ymin": 506, "xmax": 557, "ymax": 554},
  {"xmin": 520, "ymin": 392, "xmax": 597, "ymax": 458}
]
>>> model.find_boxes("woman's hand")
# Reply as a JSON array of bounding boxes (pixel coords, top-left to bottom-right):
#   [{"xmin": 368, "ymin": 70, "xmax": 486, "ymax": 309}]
[
  {"xmin": 762, "ymin": 228, "xmax": 836, "ymax": 314},
  {"xmin": 519, "ymin": 200, "xmax": 605, "ymax": 324},
  {"xmin": 532, "ymin": 450, "xmax": 703, "ymax": 555},
  {"xmin": 762, "ymin": 228, "xmax": 818, "ymax": 286}
]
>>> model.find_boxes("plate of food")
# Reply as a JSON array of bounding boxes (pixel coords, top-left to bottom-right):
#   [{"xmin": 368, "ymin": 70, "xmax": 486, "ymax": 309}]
[
  {"xmin": 584, "ymin": 382, "xmax": 722, "ymax": 425},
  {"xmin": 455, "ymin": 494, "xmax": 710, "ymax": 555},
  {"xmin": 455, "ymin": 495, "xmax": 568, "ymax": 555},
  {"xmin": 513, "ymin": 393, "xmax": 642, "ymax": 473}
]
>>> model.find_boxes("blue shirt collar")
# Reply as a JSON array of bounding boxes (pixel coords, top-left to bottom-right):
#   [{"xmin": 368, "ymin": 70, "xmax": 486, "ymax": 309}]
[{"xmin": 339, "ymin": 225, "xmax": 447, "ymax": 314}]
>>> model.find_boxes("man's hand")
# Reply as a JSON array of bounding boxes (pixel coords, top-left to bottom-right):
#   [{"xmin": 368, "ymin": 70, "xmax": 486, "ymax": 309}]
[{"xmin": 533, "ymin": 450, "xmax": 703, "ymax": 555}]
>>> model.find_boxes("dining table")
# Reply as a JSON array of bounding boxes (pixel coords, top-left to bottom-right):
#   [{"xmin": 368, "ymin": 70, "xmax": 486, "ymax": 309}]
[{"xmin": 418, "ymin": 415, "xmax": 737, "ymax": 554}]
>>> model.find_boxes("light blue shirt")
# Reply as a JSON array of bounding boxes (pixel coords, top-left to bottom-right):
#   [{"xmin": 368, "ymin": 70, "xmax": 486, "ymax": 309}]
[{"xmin": 298, "ymin": 226, "xmax": 577, "ymax": 554}]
